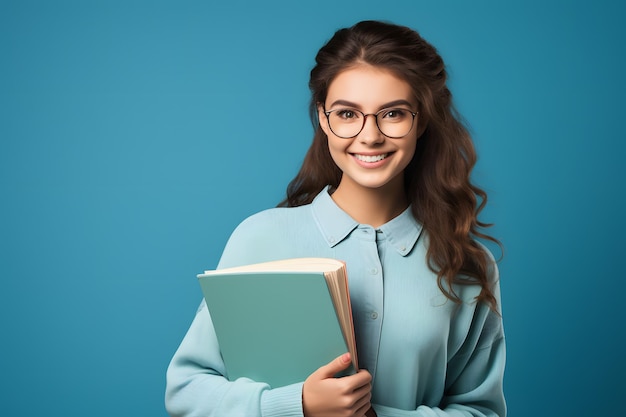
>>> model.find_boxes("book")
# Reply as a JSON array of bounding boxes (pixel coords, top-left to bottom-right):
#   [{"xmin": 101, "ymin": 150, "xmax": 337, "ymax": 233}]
[{"xmin": 197, "ymin": 257, "xmax": 358, "ymax": 388}]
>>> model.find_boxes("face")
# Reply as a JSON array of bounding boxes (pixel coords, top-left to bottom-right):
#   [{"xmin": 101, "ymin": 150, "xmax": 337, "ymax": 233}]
[{"xmin": 318, "ymin": 65, "xmax": 419, "ymax": 194}]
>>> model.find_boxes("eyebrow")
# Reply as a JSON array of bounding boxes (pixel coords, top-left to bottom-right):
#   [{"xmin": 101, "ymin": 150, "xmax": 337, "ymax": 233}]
[{"xmin": 327, "ymin": 99, "xmax": 415, "ymax": 110}]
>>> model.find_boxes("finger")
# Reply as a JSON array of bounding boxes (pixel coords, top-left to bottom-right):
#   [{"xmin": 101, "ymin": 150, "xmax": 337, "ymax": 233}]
[
  {"xmin": 351, "ymin": 384, "xmax": 371, "ymax": 410},
  {"xmin": 310, "ymin": 352, "xmax": 352, "ymax": 379},
  {"xmin": 352, "ymin": 369, "xmax": 372, "ymax": 388},
  {"xmin": 342, "ymin": 381, "xmax": 371, "ymax": 412},
  {"xmin": 352, "ymin": 381, "xmax": 371, "ymax": 398},
  {"xmin": 339, "ymin": 369, "xmax": 371, "ymax": 392},
  {"xmin": 354, "ymin": 399, "xmax": 373, "ymax": 417}
]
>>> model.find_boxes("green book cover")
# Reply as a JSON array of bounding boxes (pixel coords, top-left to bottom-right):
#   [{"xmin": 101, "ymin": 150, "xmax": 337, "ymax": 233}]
[{"xmin": 198, "ymin": 258, "xmax": 357, "ymax": 388}]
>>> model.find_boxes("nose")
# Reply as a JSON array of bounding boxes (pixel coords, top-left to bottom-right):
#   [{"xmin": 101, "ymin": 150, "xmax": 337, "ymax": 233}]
[{"xmin": 358, "ymin": 114, "xmax": 384, "ymax": 144}]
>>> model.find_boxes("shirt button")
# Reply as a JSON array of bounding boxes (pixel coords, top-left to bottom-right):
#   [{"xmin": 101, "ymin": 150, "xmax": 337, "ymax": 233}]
[
  {"xmin": 329, "ymin": 236, "xmax": 335, "ymax": 244},
  {"xmin": 370, "ymin": 267, "xmax": 378, "ymax": 275},
  {"xmin": 370, "ymin": 311, "xmax": 379, "ymax": 320}
]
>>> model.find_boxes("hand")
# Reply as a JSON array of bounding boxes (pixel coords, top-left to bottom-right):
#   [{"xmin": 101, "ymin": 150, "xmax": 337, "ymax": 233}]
[{"xmin": 303, "ymin": 353, "xmax": 372, "ymax": 417}]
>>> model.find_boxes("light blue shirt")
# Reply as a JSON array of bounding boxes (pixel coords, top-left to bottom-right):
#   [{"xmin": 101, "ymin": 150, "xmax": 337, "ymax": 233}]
[{"xmin": 165, "ymin": 187, "xmax": 506, "ymax": 417}]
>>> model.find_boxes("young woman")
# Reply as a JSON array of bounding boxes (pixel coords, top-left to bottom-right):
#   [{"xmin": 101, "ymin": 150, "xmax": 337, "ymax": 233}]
[{"xmin": 166, "ymin": 20, "xmax": 506, "ymax": 417}]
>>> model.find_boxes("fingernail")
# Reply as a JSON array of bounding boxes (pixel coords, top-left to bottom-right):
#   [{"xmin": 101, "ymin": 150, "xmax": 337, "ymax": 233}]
[{"xmin": 342, "ymin": 353, "xmax": 351, "ymax": 363}]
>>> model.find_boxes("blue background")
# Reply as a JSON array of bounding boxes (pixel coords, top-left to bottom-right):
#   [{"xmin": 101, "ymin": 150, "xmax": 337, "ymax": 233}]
[{"xmin": 1, "ymin": 1, "xmax": 624, "ymax": 416}]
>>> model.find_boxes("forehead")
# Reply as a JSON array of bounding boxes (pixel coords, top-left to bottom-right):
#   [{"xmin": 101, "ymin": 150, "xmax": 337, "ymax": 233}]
[{"xmin": 326, "ymin": 65, "xmax": 414, "ymax": 107}]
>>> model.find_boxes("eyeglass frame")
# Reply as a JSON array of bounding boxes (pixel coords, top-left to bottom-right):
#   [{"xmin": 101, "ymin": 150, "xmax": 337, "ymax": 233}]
[{"xmin": 322, "ymin": 106, "xmax": 418, "ymax": 139}]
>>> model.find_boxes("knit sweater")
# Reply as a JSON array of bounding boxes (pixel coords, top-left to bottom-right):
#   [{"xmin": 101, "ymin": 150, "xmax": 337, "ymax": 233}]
[{"xmin": 165, "ymin": 187, "xmax": 506, "ymax": 417}]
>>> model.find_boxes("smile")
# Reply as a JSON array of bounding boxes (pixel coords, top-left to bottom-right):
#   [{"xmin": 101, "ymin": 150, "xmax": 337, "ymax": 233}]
[{"xmin": 353, "ymin": 153, "xmax": 389, "ymax": 163}]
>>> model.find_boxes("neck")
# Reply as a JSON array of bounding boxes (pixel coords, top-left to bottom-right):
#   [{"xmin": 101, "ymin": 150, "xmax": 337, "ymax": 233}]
[{"xmin": 331, "ymin": 178, "xmax": 408, "ymax": 228}]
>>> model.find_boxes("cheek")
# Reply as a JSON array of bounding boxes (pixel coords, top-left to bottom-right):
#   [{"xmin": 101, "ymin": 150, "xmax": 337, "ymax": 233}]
[
  {"xmin": 327, "ymin": 137, "xmax": 347, "ymax": 155},
  {"xmin": 407, "ymin": 141, "xmax": 417, "ymax": 160},
  {"xmin": 398, "ymin": 140, "xmax": 418, "ymax": 168},
  {"xmin": 327, "ymin": 138, "xmax": 351, "ymax": 167}
]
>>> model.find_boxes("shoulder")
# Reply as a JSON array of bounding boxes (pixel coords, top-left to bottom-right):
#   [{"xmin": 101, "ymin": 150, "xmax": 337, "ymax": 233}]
[
  {"xmin": 476, "ymin": 240, "xmax": 501, "ymax": 289},
  {"xmin": 231, "ymin": 205, "xmax": 312, "ymax": 237},
  {"xmin": 418, "ymin": 232, "xmax": 500, "ymax": 285},
  {"xmin": 217, "ymin": 205, "xmax": 314, "ymax": 268},
  {"xmin": 433, "ymin": 237, "xmax": 501, "ymax": 306}
]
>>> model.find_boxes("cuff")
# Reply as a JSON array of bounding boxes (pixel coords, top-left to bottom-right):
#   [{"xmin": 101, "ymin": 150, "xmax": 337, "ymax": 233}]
[{"xmin": 260, "ymin": 382, "xmax": 304, "ymax": 417}]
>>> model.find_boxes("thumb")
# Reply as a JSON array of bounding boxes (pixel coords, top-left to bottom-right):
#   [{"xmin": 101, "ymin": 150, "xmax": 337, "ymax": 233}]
[{"xmin": 311, "ymin": 353, "xmax": 352, "ymax": 379}]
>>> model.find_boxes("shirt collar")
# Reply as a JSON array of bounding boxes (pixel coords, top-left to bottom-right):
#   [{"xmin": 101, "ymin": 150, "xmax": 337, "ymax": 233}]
[{"xmin": 311, "ymin": 186, "xmax": 422, "ymax": 256}]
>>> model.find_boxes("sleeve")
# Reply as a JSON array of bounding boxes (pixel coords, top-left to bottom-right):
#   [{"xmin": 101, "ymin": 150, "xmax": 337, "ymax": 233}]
[
  {"xmin": 373, "ymin": 262, "xmax": 506, "ymax": 417},
  {"xmin": 164, "ymin": 214, "xmax": 306, "ymax": 417},
  {"xmin": 372, "ymin": 335, "xmax": 505, "ymax": 417}
]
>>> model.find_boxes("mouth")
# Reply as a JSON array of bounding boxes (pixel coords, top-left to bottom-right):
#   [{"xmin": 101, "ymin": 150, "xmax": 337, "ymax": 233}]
[{"xmin": 353, "ymin": 153, "xmax": 390, "ymax": 163}]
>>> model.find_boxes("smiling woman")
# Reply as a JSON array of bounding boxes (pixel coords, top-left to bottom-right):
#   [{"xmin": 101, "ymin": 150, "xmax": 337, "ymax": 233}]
[{"xmin": 166, "ymin": 20, "xmax": 506, "ymax": 417}]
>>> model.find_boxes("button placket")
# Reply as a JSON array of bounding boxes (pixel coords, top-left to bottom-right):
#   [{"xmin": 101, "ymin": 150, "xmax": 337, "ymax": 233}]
[{"xmin": 354, "ymin": 225, "xmax": 384, "ymax": 379}]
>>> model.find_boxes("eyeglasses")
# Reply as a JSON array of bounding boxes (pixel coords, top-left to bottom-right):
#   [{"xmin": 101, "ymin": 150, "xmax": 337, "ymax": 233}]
[{"xmin": 323, "ymin": 107, "xmax": 418, "ymax": 139}]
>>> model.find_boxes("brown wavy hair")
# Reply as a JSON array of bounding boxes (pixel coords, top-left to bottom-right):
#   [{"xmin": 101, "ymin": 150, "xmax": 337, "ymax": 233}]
[{"xmin": 278, "ymin": 20, "xmax": 501, "ymax": 312}]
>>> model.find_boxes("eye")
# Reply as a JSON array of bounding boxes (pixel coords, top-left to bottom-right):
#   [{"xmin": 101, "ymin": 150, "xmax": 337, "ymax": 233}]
[
  {"xmin": 381, "ymin": 108, "xmax": 409, "ymax": 121},
  {"xmin": 335, "ymin": 109, "xmax": 360, "ymax": 120}
]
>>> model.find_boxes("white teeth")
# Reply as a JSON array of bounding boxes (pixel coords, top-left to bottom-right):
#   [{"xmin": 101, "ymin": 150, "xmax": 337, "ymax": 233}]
[{"xmin": 354, "ymin": 153, "xmax": 388, "ymax": 163}]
